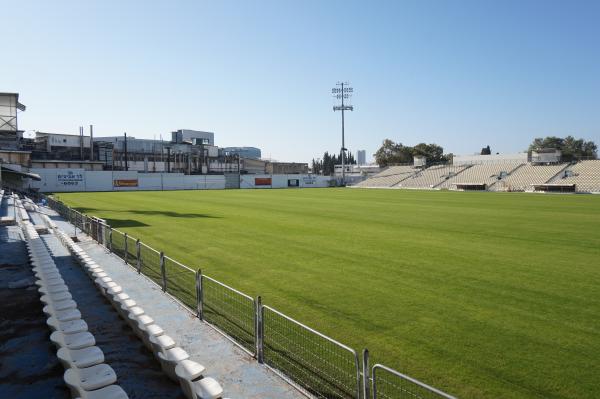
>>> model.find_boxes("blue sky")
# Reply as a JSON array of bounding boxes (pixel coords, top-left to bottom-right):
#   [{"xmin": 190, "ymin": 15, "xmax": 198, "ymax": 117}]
[{"xmin": 4, "ymin": 0, "xmax": 599, "ymax": 163}]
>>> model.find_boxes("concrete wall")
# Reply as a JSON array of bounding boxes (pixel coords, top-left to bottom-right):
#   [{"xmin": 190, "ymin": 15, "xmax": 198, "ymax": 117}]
[
  {"xmin": 27, "ymin": 168, "xmax": 331, "ymax": 192},
  {"xmin": 240, "ymin": 174, "xmax": 332, "ymax": 189},
  {"xmin": 453, "ymin": 153, "xmax": 527, "ymax": 166},
  {"xmin": 28, "ymin": 169, "xmax": 226, "ymax": 192}
]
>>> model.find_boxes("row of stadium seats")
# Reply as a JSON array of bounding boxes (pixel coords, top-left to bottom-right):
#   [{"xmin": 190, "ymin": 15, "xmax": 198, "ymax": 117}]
[
  {"xmin": 22, "ymin": 221, "xmax": 129, "ymax": 399},
  {"xmin": 492, "ymin": 163, "xmax": 568, "ymax": 192},
  {"xmin": 397, "ymin": 165, "xmax": 468, "ymax": 189},
  {"xmin": 353, "ymin": 166, "xmax": 418, "ymax": 187},
  {"xmin": 51, "ymin": 225, "xmax": 226, "ymax": 399},
  {"xmin": 353, "ymin": 161, "xmax": 600, "ymax": 192},
  {"xmin": 438, "ymin": 162, "xmax": 524, "ymax": 189},
  {"xmin": 550, "ymin": 160, "xmax": 600, "ymax": 192}
]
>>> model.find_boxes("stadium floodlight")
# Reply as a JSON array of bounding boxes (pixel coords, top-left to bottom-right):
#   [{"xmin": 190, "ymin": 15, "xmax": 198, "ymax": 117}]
[{"xmin": 332, "ymin": 82, "xmax": 354, "ymax": 186}]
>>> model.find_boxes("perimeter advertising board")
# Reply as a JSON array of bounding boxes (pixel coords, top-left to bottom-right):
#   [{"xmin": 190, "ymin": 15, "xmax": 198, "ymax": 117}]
[
  {"xmin": 57, "ymin": 170, "xmax": 85, "ymax": 188},
  {"xmin": 113, "ymin": 179, "xmax": 139, "ymax": 187}
]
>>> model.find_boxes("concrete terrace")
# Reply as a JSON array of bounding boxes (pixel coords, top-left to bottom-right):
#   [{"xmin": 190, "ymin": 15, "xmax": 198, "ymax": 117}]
[{"xmin": 43, "ymin": 206, "xmax": 306, "ymax": 399}]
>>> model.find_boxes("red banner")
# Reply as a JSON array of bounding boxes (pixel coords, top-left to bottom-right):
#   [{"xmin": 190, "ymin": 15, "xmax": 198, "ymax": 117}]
[
  {"xmin": 113, "ymin": 179, "xmax": 138, "ymax": 187},
  {"xmin": 255, "ymin": 177, "xmax": 272, "ymax": 186}
]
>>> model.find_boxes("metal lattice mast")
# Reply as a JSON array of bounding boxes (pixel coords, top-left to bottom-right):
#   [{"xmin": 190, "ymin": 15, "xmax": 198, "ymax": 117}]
[{"xmin": 332, "ymin": 82, "xmax": 354, "ymax": 185}]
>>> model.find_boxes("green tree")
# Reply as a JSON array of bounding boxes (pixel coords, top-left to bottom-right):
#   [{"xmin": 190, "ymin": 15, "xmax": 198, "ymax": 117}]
[
  {"xmin": 412, "ymin": 143, "xmax": 446, "ymax": 163},
  {"xmin": 528, "ymin": 135, "xmax": 597, "ymax": 161},
  {"xmin": 374, "ymin": 139, "xmax": 413, "ymax": 167}
]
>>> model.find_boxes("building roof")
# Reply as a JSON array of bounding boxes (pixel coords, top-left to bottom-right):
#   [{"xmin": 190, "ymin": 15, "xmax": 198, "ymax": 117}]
[{"xmin": 0, "ymin": 92, "xmax": 26, "ymax": 111}]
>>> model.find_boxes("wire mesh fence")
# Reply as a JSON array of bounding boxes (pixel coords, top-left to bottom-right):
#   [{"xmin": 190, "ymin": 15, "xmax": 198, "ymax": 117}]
[
  {"xmin": 262, "ymin": 305, "xmax": 360, "ymax": 399},
  {"xmin": 164, "ymin": 256, "xmax": 196, "ymax": 309},
  {"xmin": 125, "ymin": 234, "xmax": 138, "ymax": 265},
  {"xmin": 372, "ymin": 365, "xmax": 456, "ymax": 399},
  {"xmin": 202, "ymin": 275, "xmax": 256, "ymax": 355},
  {"xmin": 138, "ymin": 242, "xmax": 163, "ymax": 286},
  {"xmin": 111, "ymin": 229, "xmax": 127, "ymax": 260}
]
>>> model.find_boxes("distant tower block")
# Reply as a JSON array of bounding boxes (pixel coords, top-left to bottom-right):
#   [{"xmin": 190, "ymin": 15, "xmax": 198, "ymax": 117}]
[{"xmin": 357, "ymin": 150, "xmax": 366, "ymax": 165}]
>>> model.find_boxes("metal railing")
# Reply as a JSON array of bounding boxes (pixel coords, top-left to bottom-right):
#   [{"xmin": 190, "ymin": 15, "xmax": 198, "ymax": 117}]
[
  {"xmin": 44, "ymin": 196, "xmax": 456, "ymax": 399},
  {"xmin": 372, "ymin": 364, "xmax": 456, "ymax": 399},
  {"xmin": 201, "ymin": 274, "xmax": 256, "ymax": 355},
  {"xmin": 262, "ymin": 305, "xmax": 360, "ymax": 399}
]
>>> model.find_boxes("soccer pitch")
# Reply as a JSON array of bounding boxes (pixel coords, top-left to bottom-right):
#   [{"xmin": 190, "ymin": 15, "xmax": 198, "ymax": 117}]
[{"xmin": 57, "ymin": 188, "xmax": 600, "ymax": 399}]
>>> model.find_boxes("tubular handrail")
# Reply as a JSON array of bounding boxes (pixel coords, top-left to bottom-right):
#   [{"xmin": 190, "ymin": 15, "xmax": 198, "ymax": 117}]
[{"xmin": 203, "ymin": 274, "xmax": 254, "ymax": 301}]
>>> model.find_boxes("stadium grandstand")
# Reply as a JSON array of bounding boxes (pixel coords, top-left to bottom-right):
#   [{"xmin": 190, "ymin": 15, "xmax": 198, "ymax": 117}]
[
  {"xmin": 353, "ymin": 160, "xmax": 600, "ymax": 193},
  {"xmin": 397, "ymin": 165, "xmax": 468, "ymax": 189},
  {"xmin": 546, "ymin": 160, "xmax": 600, "ymax": 193},
  {"xmin": 493, "ymin": 163, "xmax": 568, "ymax": 192},
  {"xmin": 353, "ymin": 165, "xmax": 417, "ymax": 188},
  {"xmin": 438, "ymin": 162, "xmax": 523, "ymax": 190}
]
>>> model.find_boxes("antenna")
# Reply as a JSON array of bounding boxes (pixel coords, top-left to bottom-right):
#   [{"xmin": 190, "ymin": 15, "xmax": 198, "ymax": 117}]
[{"xmin": 332, "ymin": 82, "xmax": 354, "ymax": 186}]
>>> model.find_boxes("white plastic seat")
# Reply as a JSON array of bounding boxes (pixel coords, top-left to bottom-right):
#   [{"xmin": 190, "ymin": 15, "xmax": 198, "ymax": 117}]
[
  {"xmin": 129, "ymin": 314, "xmax": 153, "ymax": 338},
  {"xmin": 86, "ymin": 266, "xmax": 104, "ymax": 276},
  {"xmin": 108, "ymin": 291, "xmax": 129, "ymax": 306},
  {"xmin": 194, "ymin": 377, "xmax": 224, "ymax": 399},
  {"xmin": 106, "ymin": 286, "xmax": 124, "ymax": 298},
  {"xmin": 43, "ymin": 299, "xmax": 77, "ymax": 315},
  {"xmin": 92, "ymin": 271, "xmax": 109, "ymax": 279},
  {"xmin": 149, "ymin": 334, "xmax": 176, "ymax": 357},
  {"xmin": 57, "ymin": 346, "xmax": 105, "ymax": 369},
  {"xmin": 35, "ymin": 277, "xmax": 64, "ymax": 288},
  {"xmin": 84, "ymin": 262, "xmax": 101, "ymax": 270},
  {"xmin": 95, "ymin": 277, "xmax": 116, "ymax": 293},
  {"xmin": 50, "ymin": 331, "xmax": 95, "ymax": 350},
  {"xmin": 53, "ymin": 308, "xmax": 82, "ymax": 322},
  {"xmin": 157, "ymin": 347, "xmax": 189, "ymax": 381},
  {"xmin": 139, "ymin": 323, "xmax": 164, "ymax": 350},
  {"xmin": 34, "ymin": 265, "xmax": 59, "ymax": 275},
  {"xmin": 124, "ymin": 305, "xmax": 144, "ymax": 318},
  {"xmin": 39, "ymin": 284, "xmax": 70, "ymax": 296},
  {"xmin": 74, "ymin": 384, "xmax": 129, "ymax": 399},
  {"xmin": 118, "ymin": 299, "xmax": 138, "ymax": 319},
  {"xmin": 174, "ymin": 359, "xmax": 207, "ymax": 399},
  {"xmin": 41, "ymin": 291, "xmax": 73, "ymax": 304},
  {"xmin": 47, "ymin": 317, "xmax": 88, "ymax": 334},
  {"xmin": 64, "ymin": 363, "xmax": 117, "ymax": 395}
]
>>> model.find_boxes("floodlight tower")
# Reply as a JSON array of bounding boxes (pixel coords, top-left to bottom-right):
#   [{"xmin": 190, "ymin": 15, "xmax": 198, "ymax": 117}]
[{"xmin": 332, "ymin": 82, "xmax": 353, "ymax": 186}]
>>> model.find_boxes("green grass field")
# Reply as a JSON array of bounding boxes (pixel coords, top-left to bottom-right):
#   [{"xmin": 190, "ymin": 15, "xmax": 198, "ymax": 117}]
[{"xmin": 58, "ymin": 188, "xmax": 600, "ymax": 399}]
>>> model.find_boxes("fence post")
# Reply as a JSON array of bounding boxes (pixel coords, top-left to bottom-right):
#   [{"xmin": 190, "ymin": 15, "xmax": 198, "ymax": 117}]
[
  {"xmin": 362, "ymin": 349, "xmax": 370, "ymax": 399},
  {"xmin": 195, "ymin": 268, "xmax": 203, "ymax": 319},
  {"xmin": 124, "ymin": 233, "xmax": 129, "ymax": 264},
  {"xmin": 136, "ymin": 239, "xmax": 141, "ymax": 273},
  {"xmin": 256, "ymin": 296, "xmax": 264, "ymax": 363},
  {"xmin": 108, "ymin": 227, "xmax": 113, "ymax": 252},
  {"xmin": 372, "ymin": 366, "xmax": 377, "ymax": 399},
  {"xmin": 160, "ymin": 251, "xmax": 167, "ymax": 292},
  {"xmin": 73, "ymin": 210, "xmax": 77, "ymax": 237}
]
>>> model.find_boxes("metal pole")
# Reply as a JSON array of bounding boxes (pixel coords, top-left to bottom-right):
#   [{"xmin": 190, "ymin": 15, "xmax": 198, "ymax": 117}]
[
  {"xmin": 108, "ymin": 227, "xmax": 112, "ymax": 252},
  {"xmin": 341, "ymin": 82, "xmax": 345, "ymax": 186},
  {"xmin": 362, "ymin": 349, "xmax": 370, "ymax": 399},
  {"xmin": 124, "ymin": 233, "xmax": 128, "ymax": 264},
  {"xmin": 136, "ymin": 239, "xmax": 141, "ymax": 273},
  {"xmin": 372, "ymin": 366, "xmax": 377, "ymax": 399},
  {"xmin": 256, "ymin": 296, "xmax": 264, "ymax": 363},
  {"xmin": 160, "ymin": 251, "xmax": 167, "ymax": 291},
  {"xmin": 195, "ymin": 268, "xmax": 203, "ymax": 319}
]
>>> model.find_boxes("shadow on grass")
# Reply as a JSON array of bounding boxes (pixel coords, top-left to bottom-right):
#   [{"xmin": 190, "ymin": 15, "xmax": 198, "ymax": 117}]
[
  {"xmin": 70, "ymin": 207, "xmax": 221, "ymax": 220},
  {"xmin": 107, "ymin": 219, "xmax": 151, "ymax": 228}
]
